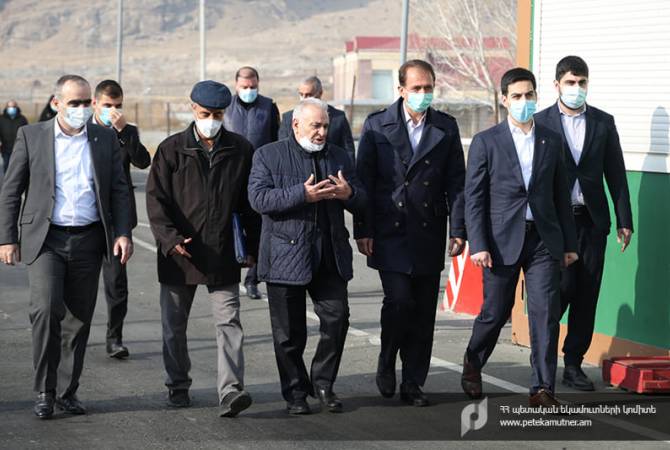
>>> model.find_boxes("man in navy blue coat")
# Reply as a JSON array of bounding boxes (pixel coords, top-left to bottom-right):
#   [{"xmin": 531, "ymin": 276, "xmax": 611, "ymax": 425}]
[
  {"xmin": 248, "ymin": 97, "xmax": 366, "ymax": 415},
  {"xmin": 534, "ymin": 56, "xmax": 633, "ymax": 391},
  {"xmin": 354, "ymin": 59, "xmax": 466, "ymax": 406},
  {"xmin": 461, "ymin": 68, "xmax": 578, "ymax": 407}
]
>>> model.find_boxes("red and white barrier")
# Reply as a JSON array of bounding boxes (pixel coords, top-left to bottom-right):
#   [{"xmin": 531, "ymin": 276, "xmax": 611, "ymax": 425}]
[{"xmin": 441, "ymin": 242, "xmax": 484, "ymax": 316}]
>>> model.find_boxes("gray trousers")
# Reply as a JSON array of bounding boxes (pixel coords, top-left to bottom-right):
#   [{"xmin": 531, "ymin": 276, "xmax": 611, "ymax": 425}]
[
  {"xmin": 27, "ymin": 226, "xmax": 105, "ymax": 397},
  {"xmin": 160, "ymin": 283, "xmax": 244, "ymax": 402}
]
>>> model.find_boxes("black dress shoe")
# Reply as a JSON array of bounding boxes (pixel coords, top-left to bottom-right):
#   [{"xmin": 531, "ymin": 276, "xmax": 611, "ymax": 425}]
[
  {"xmin": 56, "ymin": 394, "xmax": 86, "ymax": 415},
  {"xmin": 562, "ymin": 365, "xmax": 595, "ymax": 391},
  {"xmin": 376, "ymin": 356, "xmax": 396, "ymax": 398},
  {"xmin": 219, "ymin": 390, "xmax": 252, "ymax": 417},
  {"xmin": 286, "ymin": 397, "xmax": 311, "ymax": 415},
  {"xmin": 461, "ymin": 353, "xmax": 483, "ymax": 399},
  {"xmin": 167, "ymin": 389, "xmax": 191, "ymax": 408},
  {"xmin": 529, "ymin": 389, "xmax": 562, "ymax": 407},
  {"xmin": 34, "ymin": 391, "xmax": 55, "ymax": 419},
  {"xmin": 400, "ymin": 382, "xmax": 429, "ymax": 407},
  {"xmin": 106, "ymin": 342, "xmax": 129, "ymax": 359},
  {"xmin": 315, "ymin": 386, "xmax": 343, "ymax": 413},
  {"xmin": 244, "ymin": 283, "xmax": 262, "ymax": 299}
]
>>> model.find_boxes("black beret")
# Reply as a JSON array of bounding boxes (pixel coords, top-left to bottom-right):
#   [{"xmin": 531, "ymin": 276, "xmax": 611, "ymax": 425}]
[{"xmin": 190, "ymin": 80, "xmax": 232, "ymax": 109}]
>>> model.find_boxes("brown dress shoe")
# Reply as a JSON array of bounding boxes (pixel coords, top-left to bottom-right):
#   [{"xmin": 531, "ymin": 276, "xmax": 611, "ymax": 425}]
[
  {"xmin": 529, "ymin": 389, "xmax": 561, "ymax": 407},
  {"xmin": 461, "ymin": 353, "xmax": 483, "ymax": 399}
]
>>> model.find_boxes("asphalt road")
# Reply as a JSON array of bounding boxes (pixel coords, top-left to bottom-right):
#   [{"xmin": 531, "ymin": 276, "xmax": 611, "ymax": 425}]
[{"xmin": 1, "ymin": 170, "xmax": 668, "ymax": 449}]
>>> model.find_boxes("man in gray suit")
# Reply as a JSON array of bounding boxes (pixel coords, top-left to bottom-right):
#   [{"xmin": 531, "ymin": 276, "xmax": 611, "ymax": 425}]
[{"xmin": 0, "ymin": 75, "xmax": 133, "ymax": 419}]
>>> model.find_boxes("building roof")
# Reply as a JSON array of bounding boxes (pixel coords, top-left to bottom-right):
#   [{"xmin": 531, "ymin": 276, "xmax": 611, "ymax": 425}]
[{"xmin": 344, "ymin": 34, "xmax": 512, "ymax": 53}]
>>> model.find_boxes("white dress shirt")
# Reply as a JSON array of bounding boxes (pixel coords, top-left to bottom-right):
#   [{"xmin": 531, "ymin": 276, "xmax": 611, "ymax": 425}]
[
  {"xmin": 402, "ymin": 103, "xmax": 426, "ymax": 152},
  {"xmin": 508, "ymin": 118, "xmax": 535, "ymax": 221},
  {"xmin": 559, "ymin": 103, "xmax": 587, "ymax": 205},
  {"xmin": 52, "ymin": 119, "xmax": 100, "ymax": 226}
]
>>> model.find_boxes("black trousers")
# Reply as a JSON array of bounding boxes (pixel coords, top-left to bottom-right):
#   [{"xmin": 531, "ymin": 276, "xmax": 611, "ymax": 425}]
[
  {"xmin": 27, "ymin": 225, "xmax": 105, "ymax": 396},
  {"xmin": 266, "ymin": 265, "xmax": 349, "ymax": 402},
  {"xmin": 560, "ymin": 210, "xmax": 607, "ymax": 367},
  {"xmin": 466, "ymin": 225, "xmax": 561, "ymax": 394},
  {"xmin": 101, "ymin": 255, "xmax": 128, "ymax": 344},
  {"xmin": 378, "ymin": 271, "xmax": 442, "ymax": 387}
]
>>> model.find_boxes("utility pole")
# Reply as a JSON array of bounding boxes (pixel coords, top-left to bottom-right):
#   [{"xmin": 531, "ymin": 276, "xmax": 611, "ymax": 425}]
[
  {"xmin": 400, "ymin": 0, "xmax": 409, "ymax": 65},
  {"xmin": 200, "ymin": 0, "xmax": 206, "ymax": 80},
  {"xmin": 116, "ymin": 0, "xmax": 123, "ymax": 83}
]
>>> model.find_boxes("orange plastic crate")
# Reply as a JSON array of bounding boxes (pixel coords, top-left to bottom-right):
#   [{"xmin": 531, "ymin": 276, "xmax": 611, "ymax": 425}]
[{"xmin": 602, "ymin": 356, "xmax": 670, "ymax": 394}]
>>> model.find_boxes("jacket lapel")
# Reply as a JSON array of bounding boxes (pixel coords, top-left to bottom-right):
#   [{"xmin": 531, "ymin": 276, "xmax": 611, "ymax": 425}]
[
  {"xmin": 580, "ymin": 105, "xmax": 597, "ymax": 164},
  {"xmin": 86, "ymin": 123, "xmax": 103, "ymax": 193},
  {"xmin": 497, "ymin": 121, "xmax": 527, "ymax": 191},
  {"xmin": 528, "ymin": 125, "xmax": 547, "ymax": 192},
  {"xmin": 381, "ymin": 100, "xmax": 413, "ymax": 170},
  {"xmin": 43, "ymin": 119, "xmax": 56, "ymax": 195},
  {"xmin": 408, "ymin": 109, "xmax": 445, "ymax": 171}
]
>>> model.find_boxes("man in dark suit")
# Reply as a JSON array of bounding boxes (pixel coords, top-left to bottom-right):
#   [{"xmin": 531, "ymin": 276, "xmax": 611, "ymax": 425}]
[
  {"xmin": 354, "ymin": 59, "xmax": 466, "ymax": 406},
  {"xmin": 278, "ymin": 76, "xmax": 355, "ymax": 163},
  {"xmin": 461, "ymin": 68, "xmax": 578, "ymax": 407},
  {"xmin": 0, "ymin": 75, "xmax": 133, "ymax": 418},
  {"xmin": 534, "ymin": 56, "xmax": 633, "ymax": 391},
  {"xmin": 91, "ymin": 79, "xmax": 151, "ymax": 359}
]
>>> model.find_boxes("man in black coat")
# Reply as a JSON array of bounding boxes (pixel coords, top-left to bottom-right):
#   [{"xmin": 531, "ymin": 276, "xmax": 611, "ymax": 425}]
[
  {"xmin": 534, "ymin": 56, "xmax": 633, "ymax": 391},
  {"xmin": 354, "ymin": 60, "xmax": 466, "ymax": 406},
  {"xmin": 0, "ymin": 100, "xmax": 29, "ymax": 175},
  {"xmin": 146, "ymin": 80, "xmax": 260, "ymax": 417},
  {"xmin": 248, "ymin": 97, "xmax": 365, "ymax": 414},
  {"xmin": 461, "ymin": 68, "xmax": 578, "ymax": 407},
  {"xmin": 278, "ymin": 76, "xmax": 355, "ymax": 163},
  {"xmin": 91, "ymin": 80, "xmax": 151, "ymax": 359}
]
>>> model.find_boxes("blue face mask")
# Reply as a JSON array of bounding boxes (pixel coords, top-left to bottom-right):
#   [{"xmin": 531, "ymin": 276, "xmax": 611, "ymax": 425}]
[
  {"xmin": 6, "ymin": 106, "xmax": 17, "ymax": 118},
  {"xmin": 239, "ymin": 88, "xmax": 258, "ymax": 104},
  {"xmin": 508, "ymin": 99, "xmax": 536, "ymax": 123},
  {"xmin": 560, "ymin": 85, "xmax": 587, "ymax": 109},
  {"xmin": 406, "ymin": 92, "xmax": 433, "ymax": 113},
  {"xmin": 99, "ymin": 107, "xmax": 113, "ymax": 126}
]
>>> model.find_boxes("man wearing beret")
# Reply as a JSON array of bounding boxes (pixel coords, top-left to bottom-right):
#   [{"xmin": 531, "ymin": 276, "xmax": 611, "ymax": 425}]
[{"xmin": 146, "ymin": 80, "xmax": 260, "ymax": 417}]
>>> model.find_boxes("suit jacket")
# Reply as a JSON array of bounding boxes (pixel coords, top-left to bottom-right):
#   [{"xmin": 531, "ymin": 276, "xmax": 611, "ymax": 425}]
[
  {"xmin": 353, "ymin": 98, "xmax": 466, "ymax": 275},
  {"xmin": 279, "ymin": 104, "xmax": 356, "ymax": 163},
  {"xmin": 88, "ymin": 118, "xmax": 151, "ymax": 228},
  {"xmin": 0, "ymin": 118, "xmax": 132, "ymax": 264},
  {"xmin": 465, "ymin": 120, "xmax": 577, "ymax": 265},
  {"xmin": 534, "ymin": 103, "xmax": 633, "ymax": 233}
]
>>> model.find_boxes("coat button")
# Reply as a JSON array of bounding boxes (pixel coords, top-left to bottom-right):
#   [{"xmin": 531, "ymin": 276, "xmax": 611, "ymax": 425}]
[
  {"xmin": 404, "ymin": 181, "xmax": 409, "ymax": 186},
  {"xmin": 398, "ymin": 201, "xmax": 403, "ymax": 207},
  {"xmin": 290, "ymin": 240, "xmax": 295, "ymax": 244},
  {"xmin": 394, "ymin": 221, "xmax": 400, "ymax": 227},
  {"xmin": 423, "ymin": 181, "xmax": 430, "ymax": 186},
  {"xmin": 424, "ymin": 159, "xmax": 430, "ymax": 164},
  {"xmin": 423, "ymin": 202, "xmax": 429, "ymax": 208},
  {"xmin": 422, "ymin": 222, "xmax": 428, "ymax": 227}
]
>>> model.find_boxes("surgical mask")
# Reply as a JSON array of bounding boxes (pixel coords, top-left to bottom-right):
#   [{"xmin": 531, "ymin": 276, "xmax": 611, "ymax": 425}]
[
  {"xmin": 195, "ymin": 118, "xmax": 223, "ymax": 138},
  {"xmin": 99, "ymin": 107, "xmax": 115, "ymax": 126},
  {"xmin": 238, "ymin": 88, "xmax": 258, "ymax": 104},
  {"xmin": 6, "ymin": 107, "xmax": 17, "ymax": 118},
  {"xmin": 64, "ymin": 106, "xmax": 93, "ymax": 129},
  {"xmin": 298, "ymin": 136, "xmax": 325, "ymax": 153},
  {"xmin": 560, "ymin": 85, "xmax": 587, "ymax": 109},
  {"xmin": 406, "ymin": 92, "xmax": 433, "ymax": 113},
  {"xmin": 508, "ymin": 99, "xmax": 536, "ymax": 124},
  {"xmin": 50, "ymin": 103, "xmax": 58, "ymax": 112}
]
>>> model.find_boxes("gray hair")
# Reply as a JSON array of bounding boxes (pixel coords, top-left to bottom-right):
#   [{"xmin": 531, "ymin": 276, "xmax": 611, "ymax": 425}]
[
  {"xmin": 54, "ymin": 74, "xmax": 89, "ymax": 99},
  {"xmin": 300, "ymin": 76, "xmax": 323, "ymax": 96},
  {"xmin": 293, "ymin": 97, "xmax": 328, "ymax": 121}
]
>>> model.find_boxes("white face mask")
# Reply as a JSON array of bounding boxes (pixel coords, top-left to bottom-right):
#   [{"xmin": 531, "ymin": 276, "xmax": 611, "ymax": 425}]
[
  {"xmin": 63, "ymin": 106, "xmax": 93, "ymax": 129},
  {"xmin": 298, "ymin": 136, "xmax": 325, "ymax": 153},
  {"xmin": 195, "ymin": 118, "xmax": 222, "ymax": 138}
]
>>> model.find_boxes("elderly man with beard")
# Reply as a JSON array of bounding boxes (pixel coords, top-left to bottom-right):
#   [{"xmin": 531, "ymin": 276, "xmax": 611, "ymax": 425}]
[{"xmin": 248, "ymin": 97, "xmax": 366, "ymax": 414}]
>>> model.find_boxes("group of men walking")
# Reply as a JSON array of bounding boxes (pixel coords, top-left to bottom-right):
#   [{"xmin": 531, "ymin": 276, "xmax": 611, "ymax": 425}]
[{"xmin": 0, "ymin": 54, "xmax": 631, "ymax": 420}]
